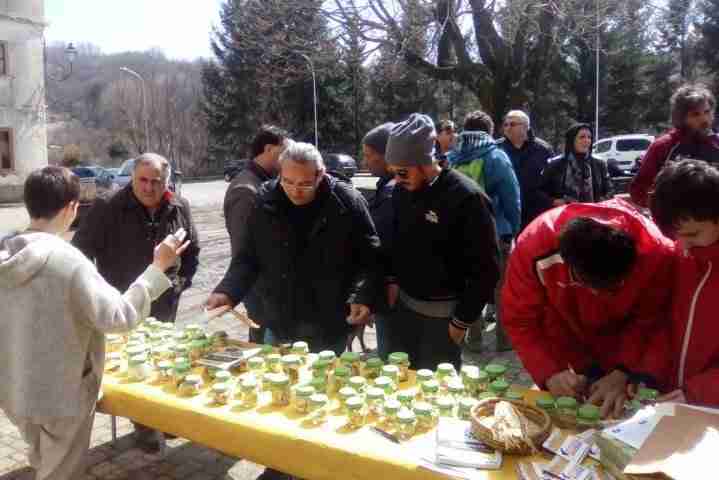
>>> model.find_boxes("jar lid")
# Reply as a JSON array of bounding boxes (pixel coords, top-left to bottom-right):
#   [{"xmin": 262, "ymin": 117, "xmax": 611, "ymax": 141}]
[
  {"xmin": 349, "ymin": 376, "xmax": 366, "ymax": 387},
  {"xmin": 388, "ymin": 352, "xmax": 409, "ymax": 363},
  {"xmin": 384, "ymin": 399, "xmax": 401, "ymax": 412},
  {"xmin": 381, "ymin": 365, "xmax": 400, "ymax": 375},
  {"xmin": 413, "ymin": 402, "xmax": 433, "ymax": 415},
  {"xmin": 465, "ymin": 370, "xmax": 481, "ymax": 381},
  {"xmin": 578, "ymin": 404, "xmax": 601, "ymax": 421},
  {"xmin": 292, "ymin": 341, "xmax": 309, "ymax": 350},
  {"xmin": 318, "ymin": 350, "xmax": 336, "ymax": 360},
  {"xmin": 271, "ymin": 373, "xmax": 290, "ymax": 386},
  {"xmin": 506, "ymin": 390, "xmax": 524, "ymax": 401},
  {"xmin": 339, "ymin": 387, "xmax": 358, "ymax": 398},
  {"xmin": 296, "ymin": 385, "xmax": 315, "ymax": 397},
  {"xmin": 266, "ymin": 354, "xmax": 282, "ymax": 363},
  {"xmin": 312, "ymin": 359, "xmax": 331, "ymax": 370},
  {"xmin": 536, "ymin": 395, "xmax": 556, "ymax": 408},
  {"xmin": 174, "ymin": 344, "xmax": 190, "ymax": 353},
  {"xmin": 556, "ymin": 396, "xmax": 578, "ymax": 409},
  {"xmin": 346, "ymin": 396, "xmax": 364, "ymax": 410},
  {"xmin": 490, "ymin": 379, "xmax": 510, "ymax": 393},
  {"xmin": 261, "ymin": 344, "xmax": 275, "ymax": 354},
  {"xmin": 374, "ymin": 376, "xmax": 393, "ymax": 387},
  {"xmin": 416, "ymin": 369, "xmax": 434, "ymax": 381},
  {"xmin": 185, "ymin": 374, "xmax": 202, "ymax": 385},
  {"xmin": 398, "ymin": 390, "xmax": 415, "ymax": 401},
  {"xmin": 461, "ymin": 365, "xmax": 480, "ymax": 377},
  {"xmin": 340, "ymin": 352, "xmax": 360, "ymax": 362},
  {"xmin": 436, "ymin": 397, "xmax": 454, "ymax": 408},
  {"xmin": 366, "ymin": 387, "xmax": 385, "ymax": 399},
  {"xmin": 459, "ymin": 398, "xmax": 478, "ymax": 410},
  {"xmin": 448, "ymin": 380, "xmax": 465, "ymax": 392},
  {"xmin": 437, "ymin": 363, "xmax": 456, "ymax": 374},
  {"xmin": 157, "ymin": 360, "xmax": 173, "ymax": 369},
  {"xmin": 150, "ymin": 332, "xmax": 164, "ymax": 340},
  {"xmin": 397, "ymin": 409, "xmax": 416, "ymax": 423},
  {"xmin": 212, "ymin": 382, "xmax": 229, "ymax": 393},
  {"xmin": 215, "ymin": 370, "xmax": 232, "ymax": 381},
  {"xmin": 241, "ymin": 377, "xmax": 258, "ymax": 389},
  {"xmin": 281, "ymin": 354, "xmax": 301, "ymax": 365},
  {"xmin": 366, "ymin": 357, "xmax": 384, "ymax": 368},
  {"xmin": 248, "ymin": 356, "xmax": 264, "ymax": 366},
  {"xmin": 637, "ymin": 388, "xmax": 658, "ymax": 401},
  {"xmin": 477, "ymin": 370, "xmax": 490, "ymax": 381},
  {"xmin": 309, "ymin": 393, "xmax": 329, "ymax": 406},
  {"xmin": 129, "ymin": 333, "xmax": 146, "ymax": 342},
  {"xmin": 422, "ymin": 380, "xmax": 440, "ymax": 392},
  {"xmin": 128, "ymin": 354, "xmax": 147, "ymax": 365},
  {"xmin": 334, "ymin": 366, "xmax": 351, "ymax": 377},
  {"xmin": 310, "ymin": 377, "xmax": 326, "ymax": 388},
  {"xmin": 485, "ymin": 363, "xmax": 508, "ymax": 376}
]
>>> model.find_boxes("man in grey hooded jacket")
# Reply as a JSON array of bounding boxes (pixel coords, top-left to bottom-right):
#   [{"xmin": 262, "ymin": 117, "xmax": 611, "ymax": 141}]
[{"xmin": 0, "ymin": 166, "xmax": 186, "ymax": 480}]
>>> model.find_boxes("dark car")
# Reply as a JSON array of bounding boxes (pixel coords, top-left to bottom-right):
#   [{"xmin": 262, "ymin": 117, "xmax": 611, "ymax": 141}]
[
  {"xmin": 324, "ymin": 153, "xmax": 357, "ymax": 178},
  {"xmin": 224, "ymin": 159, "xmax": 248, "ymax": 182},
  {"xmin": 72, "ymin": 166, "xmax": 115, "ymax": 190},
  {"xmin": 71, "ymin": 166, "xmax": 116, "ymax": 228}
]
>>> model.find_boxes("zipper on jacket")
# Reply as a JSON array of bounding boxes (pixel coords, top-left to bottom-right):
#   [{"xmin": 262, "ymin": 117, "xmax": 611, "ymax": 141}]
[{"xmin": 678, "ymin": 260, "xmax": 712, "ymax": 388}]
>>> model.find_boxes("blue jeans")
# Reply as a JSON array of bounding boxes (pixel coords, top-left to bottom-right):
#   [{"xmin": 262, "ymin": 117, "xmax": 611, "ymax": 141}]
[{"xmin": 263, "ymin": 329, "xmax": 347, "ymax": 357}]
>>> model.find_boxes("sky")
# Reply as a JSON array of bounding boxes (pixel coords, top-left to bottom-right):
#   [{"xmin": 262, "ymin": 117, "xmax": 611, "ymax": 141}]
[{"xmin": 44, "ymin": 0, "xmax": 223, "ymax": 60}]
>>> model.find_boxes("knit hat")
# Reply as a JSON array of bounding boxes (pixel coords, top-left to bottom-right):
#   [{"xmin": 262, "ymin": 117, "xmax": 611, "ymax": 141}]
[
  {"xmin": 385, "ymin": 113, "xmax": 436, "ymax": 167},
  {"xmin": 362, "ymin": 122, "xmax": 394, "ymax": 155}
]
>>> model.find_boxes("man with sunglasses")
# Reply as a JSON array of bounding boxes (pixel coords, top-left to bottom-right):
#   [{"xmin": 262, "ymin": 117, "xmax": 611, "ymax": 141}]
[
  {"xmin": 501, "ymin": 199, "xmax": 675, "ymax": 418},
  {"xmin": 497, "ymin": 110, "xmax": 554, "ymax": 230},
  {"xmin": 382, "ymin": 113, "xmax": 500, "ymax": 370},
  {"xmin": 207, "ymin": 141, "xmax": 380, "ymax": 356}
]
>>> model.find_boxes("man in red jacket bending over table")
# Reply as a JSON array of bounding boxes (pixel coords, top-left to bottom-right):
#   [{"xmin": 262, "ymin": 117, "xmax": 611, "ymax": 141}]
[{"xmin": 501, "ymin": 199, "xmax": 675, "ymax": 418}]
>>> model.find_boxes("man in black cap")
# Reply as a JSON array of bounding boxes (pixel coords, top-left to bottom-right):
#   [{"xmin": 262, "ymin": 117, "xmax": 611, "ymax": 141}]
[
  {"xmin": 362, "ymin": 122, "xmax": 395, "ymax": 359},
  {"xmin": 383, "ymin": 113, "xmax": 501, "ymax": 369}
]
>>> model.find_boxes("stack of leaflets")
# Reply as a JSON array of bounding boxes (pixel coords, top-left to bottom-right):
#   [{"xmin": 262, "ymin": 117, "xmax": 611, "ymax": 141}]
[{"xmin": 196, "ymin": 346, "xmax": 261, "ymax": 370}]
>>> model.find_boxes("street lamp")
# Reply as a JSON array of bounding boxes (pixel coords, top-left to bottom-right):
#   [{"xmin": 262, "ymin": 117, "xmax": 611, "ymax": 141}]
[
  {"xmin": 300, "ymin": 53, "xmax": 319, "ymax": 148},
  {"xmin": 120, "ymin": 67, "xmax": 150, "ymax": 153},
  {"xmin": 46, "ymin": 42, "xmax": 78, "ymax": 82}
]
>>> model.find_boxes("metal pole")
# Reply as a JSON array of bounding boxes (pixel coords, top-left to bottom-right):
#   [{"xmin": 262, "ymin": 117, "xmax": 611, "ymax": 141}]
[
  {"xmin": 595, "ymin": 0, "xmax": 600, "ymax": 141},
  {"xmin": 120, "ymin": 67, "xmax": 150, "ymax": 153},
  {"xmin": 301, "ymin": 54, "xmax": 319, "ymax": 148}
]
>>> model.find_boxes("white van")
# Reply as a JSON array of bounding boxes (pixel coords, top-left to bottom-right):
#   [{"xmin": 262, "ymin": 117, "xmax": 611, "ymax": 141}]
[{"xmin": 593, "ymin": 134, "xmax": 655, "ymax": 174}]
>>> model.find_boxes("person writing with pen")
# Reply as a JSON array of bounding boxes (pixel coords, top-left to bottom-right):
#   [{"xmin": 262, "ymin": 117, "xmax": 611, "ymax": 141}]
[{"xmin": 500, "ymin": 197, "xmax": 676, "ymax": 418}]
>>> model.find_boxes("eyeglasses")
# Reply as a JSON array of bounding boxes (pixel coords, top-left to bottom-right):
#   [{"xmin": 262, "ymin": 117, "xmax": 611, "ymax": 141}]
[
  {"xmin": 280, "ymin": 177, "xmax": 317, "ymax": 192},
  {"xmin": 392, "ymin": 168, "xmax": 410, "ymax": 179}
]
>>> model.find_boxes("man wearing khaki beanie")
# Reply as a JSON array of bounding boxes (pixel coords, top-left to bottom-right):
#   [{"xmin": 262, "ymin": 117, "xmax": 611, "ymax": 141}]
[{"xmin": 382, "ymin": 113, "xmax": 501, "ymax": 369}]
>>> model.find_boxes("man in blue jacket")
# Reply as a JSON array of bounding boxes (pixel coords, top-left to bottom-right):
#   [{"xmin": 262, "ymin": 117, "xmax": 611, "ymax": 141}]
[{"xmin": 449, "ymin": 110, "xmax": 520, "ymax": 352}]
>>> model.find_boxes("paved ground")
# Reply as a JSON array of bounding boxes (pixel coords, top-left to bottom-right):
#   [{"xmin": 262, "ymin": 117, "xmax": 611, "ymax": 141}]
[{"xmin": 0, "ymin": 176, "xmax": 531, "ymax": 479}]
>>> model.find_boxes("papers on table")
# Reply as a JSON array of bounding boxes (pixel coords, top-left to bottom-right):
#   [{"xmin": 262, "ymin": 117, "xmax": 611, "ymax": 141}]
[
  {"xmin": 601, "ymin": 405, "xmax": 665, "ymax": 450},
  {"xmin": 196, "ymin": 347, "xmax": 261, "ymax": 370}
]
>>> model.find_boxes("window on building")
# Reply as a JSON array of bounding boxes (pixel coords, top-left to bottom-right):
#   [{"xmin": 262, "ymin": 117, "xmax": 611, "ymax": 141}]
[
  {"xmin": 0, "ymin": 130, "xmax": 13, "ymax": 171},
  {"xmin": 0, "ymin": 42, "xmax": 7, "ymax": 76}
]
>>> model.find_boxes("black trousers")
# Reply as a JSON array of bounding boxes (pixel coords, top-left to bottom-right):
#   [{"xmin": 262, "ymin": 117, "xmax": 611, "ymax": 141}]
[{"xmin": 382, "ymin": 300, "xmax": 461, "ymax": 371}]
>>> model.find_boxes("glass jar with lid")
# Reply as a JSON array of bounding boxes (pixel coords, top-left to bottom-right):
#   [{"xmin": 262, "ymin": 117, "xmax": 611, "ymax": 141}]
[
  {"xmin": 248, "ymin": 356, "xmax": 265, "ymax": 377},
  {"xmin": 436, "ymin": 363, "xmax": 457, "ymax": 389},
  {"xmin": 380, "ymin": 365, "xmax": 400, "ymax": 387},
  {"xmin": 365, "ymin": 387, "xmax": 385, "ymax": 416},
  {"xmin": 416, "ymin": 369, "xmax": 434, "ymax": 385},
  {"xmin": 348, "ymin": 376, "xmax": 367, "ymax": 394},
  {"xmin": 489, "ymin": 378, "xmax": 510, "ymax": 398},
  {"xmin": 214, "ymin": 370, "xmax": 233, "ymax": 385},
  {"xmin": 338, "ymin": 386, "xmax": 358, "ymax": 413},
  {"xmin": 281, "ymin": 354, "xmax": 302, "ymax": 384},
  {"xmin": 388, "ymin": 352, "xmax": 410, "ymax": 383},
  {"xmin": 458, "ymin": 398, "xmax": 478, "ymax": 421},
  {"xmin": 397, "ymin": 390, "xmax": 415, "ymax": 409},
  {"xmin": 311, "ymin": 359, "xmax": 331, "ymax": 382},
  {"xmin": 172, "ymin": 343, "xmax": 190, "ymax": 359},
  {"xmin": 212, "ymin": 382, "xmax": 231, "ymax": 405},
  {"xmin": 556, "ymin": 396, "xmax": 579, "ymax": 417},
  {"xmin": 184, "ymin": 324, "xmax": 203, "ymax": 340},
  {"xmin": 240, "ymin": 377, "xmax": 259, "ymax": 407},
  {"xmin": 484, "ymin": 363, "xmax": 508, "ymax": 381},
  {"xmin": 156, "ymin": 360, "xmax": 174, "ymax": 383},
  {"xmin": 310, "ymin": 377, "xmax": 327, "ymax": 395},
  {"xmin": 266, "ymin": 354, "xmax": 282, "ymax": 374},
  {"xmin": 346, "ymin": 396, "xmax": 367, "ymax": 429},
  {"xmin": 373, "ymin": 376, "xmax": 395, "ymax": 396},
  {"xmin": 506, "ymin": 390, "xmax": 525, "ymax": 402},
  {"xmin": 173, "ymin": 331, "xmax": 188, "ymax": 344},
  {"xmin": 294, "ymin": 385, "xmax": 315, "ymax": 414},
  {"xmin": 189, "ymin": 339, "xmax": 205, "ymax": 362},
  {"xmin": 291, "ymin": 341, "xmax": 309, "ymax": 361},
  {"xmin": 173, "ymin": 358, "xmax": 192, "ymax": 388},
  {"xmin": 127, "ymin": 354, "xmax": 151, "ymax": 382},
  {"xmin": 397, "ymin": 409, "xmax": 417, "ymax": 440},
  {"xmin": 535, "ymin": 395, "xmax": 556, "ymax": 413},
  {"xmin": 151, "ymin": 345, "xmax": 172, "ymax": 366},
  {"xmin": 414, "ymin": 402, "xmax": 437, "ymax": 430},
  {"xmin": 318, "ymin": 350, "xmax": 336, "ymax": 367},
  {"xmin": 179, "ymin": 374, "xmax": 203, "ymax": 396},
  {"xmin": 332, "ymin": 366, "xmax": 350, "ymax": 393},
  {"xmin": 436, "ymin": 397, "xmax": 455, "ymax": 418},
  {"xmin": 362, "ymin": 357, "xmax": 384, "ymax": 380},
  {"xmin": 260, "ymin": 344, "xmax": 275, "ymax": 357},
  {"xmin": 308, "ymin": 394, "xmax": 329, "ymax": 425},
  {"xmin": 383, "ymin": 399, "xmax": 401, "ymax": 429},
  {"xmin": 270, "ymin": 373, "xmax": 291, "ymax": 407},
  {"xmin": 340, "ymin": 352, "xmax": 362, "ymax": 376},
  {"xmin": 420, "ymin": 380, "xmax": 440, "ymax": 405},
  {"xmin": 125, "ymin": 344, "xmax": 147, "ymax": 361},
  {"xmin": 447, "ymin": 379, "xmax": 466, "ymax": 402},
  {"xmin": 577, "ymin": 404, "xmax": 601, "ymax": 428}
]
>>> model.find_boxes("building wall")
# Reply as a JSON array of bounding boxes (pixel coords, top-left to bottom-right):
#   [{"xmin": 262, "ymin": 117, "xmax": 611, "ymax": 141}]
[{"xmin": 0, "ymin": 0, "xmax": 47, "ymax": 202}]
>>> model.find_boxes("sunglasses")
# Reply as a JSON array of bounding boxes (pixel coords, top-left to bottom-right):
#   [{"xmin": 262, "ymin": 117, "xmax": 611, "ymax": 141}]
[{"xmin": 280, "ymin": 177, "xmax": 317, "ymax": 192}]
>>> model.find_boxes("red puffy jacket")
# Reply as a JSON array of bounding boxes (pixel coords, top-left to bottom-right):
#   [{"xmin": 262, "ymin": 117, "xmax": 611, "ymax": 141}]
[
  {"xmin": 645, "ymin": 243, "xmax": 719, "ymax": 406},
  {"xmin": 501, "ymin": 199, "xmax": 676, "ymax": 388},
  {"xmin": 630, "ymin": 129, "xmax": 719, "ymax": 208}
]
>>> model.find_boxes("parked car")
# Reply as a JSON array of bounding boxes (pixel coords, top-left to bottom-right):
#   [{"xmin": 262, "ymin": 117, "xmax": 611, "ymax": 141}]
[
  {"xmin": 323, "ymin": 153, "xmax": 358, "ymax": 178},
  {"xmin": 593, "ymin": 134, "xmax": 655, "ymax": 176},
  {"xmin": 224, "ymin": 159, "xmax": 248, "ymax": 182},
  {"xmin": 70, "ymin": 166, "xmax": 115, "ymax": 228}
]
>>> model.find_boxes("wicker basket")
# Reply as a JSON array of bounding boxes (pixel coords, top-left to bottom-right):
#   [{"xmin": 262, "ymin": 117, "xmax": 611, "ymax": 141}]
[{"xmin": 470, "ymin": 398, "xmax": 553, "ymax": 455}]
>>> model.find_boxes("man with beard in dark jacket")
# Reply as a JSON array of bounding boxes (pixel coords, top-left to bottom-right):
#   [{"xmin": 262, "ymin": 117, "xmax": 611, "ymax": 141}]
[
  {"xmin": 497, "ymin": 110, "xmax": 554, "ymax": 230},
  {"xmin": 207, "ymin": 141, "xmax": 379, "ymax": 355},
  {"xmin": 630, "ymin": 84, "xmax": 719, "ymax": 208},
  {"xmin": 383, "ymin": 113, "xmax": 500, "ymax": 370}
]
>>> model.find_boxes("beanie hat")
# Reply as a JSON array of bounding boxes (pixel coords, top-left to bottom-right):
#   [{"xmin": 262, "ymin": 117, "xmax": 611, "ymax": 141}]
[
  {"xmin": 385, "ymin": 113, "xmax": 436, "ymax": 167},
  {"xmin": 362, "ymin": 122, "xmax": 394, "ymax": 155}
]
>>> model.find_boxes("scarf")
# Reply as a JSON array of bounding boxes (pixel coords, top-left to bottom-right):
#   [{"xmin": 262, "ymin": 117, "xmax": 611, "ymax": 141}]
[{"xmin": 564, "ymin": 152, "xmax": 595, "ymax": 202}]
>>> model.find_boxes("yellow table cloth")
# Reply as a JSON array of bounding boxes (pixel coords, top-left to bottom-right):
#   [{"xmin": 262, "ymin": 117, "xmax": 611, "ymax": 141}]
[{"xmin": 100, "ymin": 370, "xmax": 548, "ymax": 480}]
